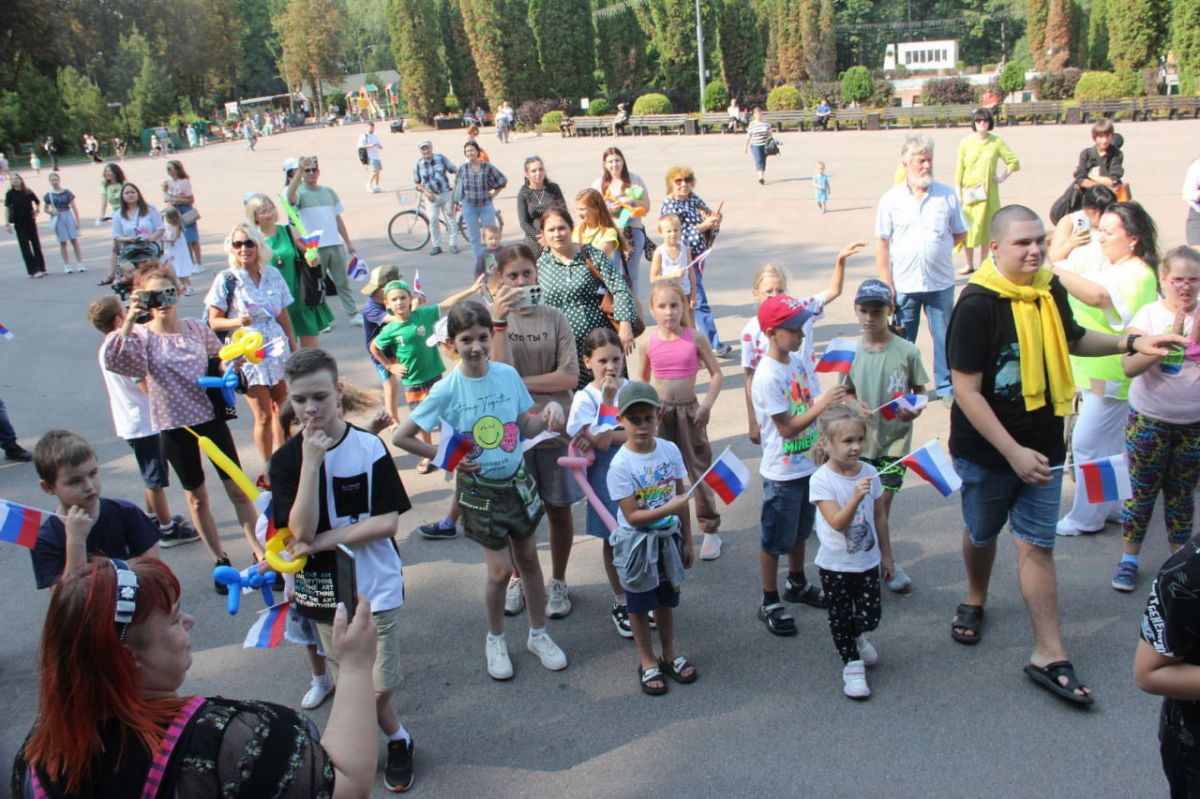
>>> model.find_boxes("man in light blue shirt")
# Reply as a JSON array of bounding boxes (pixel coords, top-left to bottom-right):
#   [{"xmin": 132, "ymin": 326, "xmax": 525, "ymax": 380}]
[{"xmin": 874, "ymin": 133, "xmax": 968, "ymax": 402}]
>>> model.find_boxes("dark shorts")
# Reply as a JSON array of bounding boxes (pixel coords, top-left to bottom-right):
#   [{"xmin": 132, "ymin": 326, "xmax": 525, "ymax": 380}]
[
  {"xmin": 127, "ymin": 434, "xmax": 169, "ymax": 490},
  {"xmin": 160, "ymin": 417, "xmax": 241, "ymax": 492},
  {"xmin": 864, "ymin": 457, "xmax": 905, "ymax": 494},
  {"xmin": 760, "ymin": 475, "xmax": 816, "ymax": 555},
  {"xmin": 626, "ymin": 580, "xmax": 681, "ymax": 614},
  {"xmin": 955, "ymin": 456, "xmax": 1062, "ymax": 549},
  {"xmin": 457, "ymin": 466, "xmax": 545, "ymax": 551},
  {"xmin": 404, "ymin": 377, "xmax": 440, "ymax": 408},
  {"xmin": 523, "ymin": 443, "xmax": 583, "ymax": 508}
]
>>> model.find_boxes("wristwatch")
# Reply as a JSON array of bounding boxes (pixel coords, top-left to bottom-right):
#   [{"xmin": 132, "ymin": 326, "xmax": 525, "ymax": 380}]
[{"xmin": 1125, "ymin": 333, "xmax": 1141, "ymax": 355}]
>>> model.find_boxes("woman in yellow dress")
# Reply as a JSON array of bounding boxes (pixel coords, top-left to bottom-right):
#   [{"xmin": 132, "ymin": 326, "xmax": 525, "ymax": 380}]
[{"xmin": 955, "ymin": 107, "xmax": 1020, "ymax": 274}]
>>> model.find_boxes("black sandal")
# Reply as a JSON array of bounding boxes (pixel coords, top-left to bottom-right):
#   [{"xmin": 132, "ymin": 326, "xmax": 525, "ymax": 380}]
[
  {"xmin": 1024, "ymin": 660, "xmax": 1095, "ymax": 706},
  {"xmin": 758, "ymin": 602, "xmax": 797, "ymax": 637},
  {"xmin": 639, "ymin": 665, "xmax": 668, "ymax": 696},
  {"xmin": 660, "ymin": 655, "xmax": 698, "ymax": 684},
  {"xmin": 784, "ymin": 579, "xmax": 827, "ymax": 608},
  {"xmin": 951, "ymin": 603, "xmax": 985, "ymax": 645}
]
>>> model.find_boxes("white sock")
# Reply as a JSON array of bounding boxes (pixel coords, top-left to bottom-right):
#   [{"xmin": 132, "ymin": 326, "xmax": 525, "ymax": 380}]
[
  {"xmin": 529, "ymin": 626, "xmax": 546, "ymax": 638},
  {"xmin": 487, "ymin": 632, "xmax": 505, "ymax": 643},
  {"xmin": 311, "ymin": 673, "xmax": 332, "ymax": 688},
  {"xmin": 388, "ymin": 724, "xmax": 411, "ymax": 744}
]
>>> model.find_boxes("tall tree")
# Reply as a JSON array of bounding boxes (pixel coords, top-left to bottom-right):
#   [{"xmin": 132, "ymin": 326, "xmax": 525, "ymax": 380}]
[
  {"xmin": 388, "ymin": 0, "xmax": 446, "ymax": 121},
  {"xmin": 594, "ymin": 0, "xmax": 653, "ymax": 94},
  {"xmin": 439, "ymin": 0, "xmax": 485, "ymax": 105},
  {"xmin": 57, "ymin": 67, "xmax": 112, "ymax": 143},
  {"xmin": 798, "ymin": 0, "xmax": 821, "ymax": 80},
  {"xmin": 529, "ymin": 0, "xmax": 594, "ymax": 100},
  {"xmin": 1027, "ymin": 0, "xmax": 1049, "ymax": 69},
  {"xmin": 234, "ymin": 0, "xmax": 286, "ymax": 97},
  {"xmin": 274, "ymin": 0, "xmax": 346, "ymax": 113},
  {"xmin": 715, "ymin": 0, "xmax": 765, "ymax": 98},
  {"xmin": 813, "ymin": 0, "xmax": 837, "ymax": 80},
  {"xmin": 1043, "ymin": 0, "xmax": 1072, "ymax": 68},
  {"xmin": 344, "ymin": 0, "xmax": 397, "ymax": 73},
  {"xmin": 1172, "ymin": 0, "xmax": 1200, "ymax": 92},
  {"xmin": 1107, "ymin": 0, "xmax": 1169, "ymax": 81},
  {"xmin": 460, "ymin": 0, "xmax": 543, "ymax": 107},
  {"xmin": 1086, "ymin": 0, "xmax": 1110, "ymax": 67}
]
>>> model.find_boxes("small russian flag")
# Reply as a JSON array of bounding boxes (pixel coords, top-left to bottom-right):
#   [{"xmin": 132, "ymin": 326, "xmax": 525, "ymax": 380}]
[
  {"xmin": 899, "ymin": 440, "xmax": 962, "ymax": 497},
  {"xmin": 815, "ymin": 337, "xmax": 857, "ymax": 374},
  {"xmin": 297, "ymin": 230, "xmax": 322, "ymax": 250},
  {"xmin": 347, "ymin": 255, "xmax": 369, "ymax": 282},
  {"xmin": 260, "ymin": 338, "xmax": 288, "ymax": 359},
  {"xmin": 698, "ymin": 447, "xmax": 750, "ymax": 505},
  {"xmin": 432, "ymin": 419, "xmax": 474, "ymax": 472},
  {"xmin": 593, "ymin": 404, "xmax": 621, "ymax": 433},
  {"xmin": 1076, "ymin": 454, "xmax": 1133, "ymax": 504},
  {"xmin": 878, "ymin": 392, "xmax": 928, "ymax": 421},
  {"xmin": 0, "ymin": 499, "xmax": 44, "ymax": 549},
  {"xmin": 0, "ymin": 323, "xmax": 13, "ymax": 340},
  {"xmin": 243, "ymin": 601, "xmax": 290, "ymax": 649},
  {"xmin": 413, "ymin": 270, "xmax": 426, "ymax": 297},
  {"xmin": 254, "ymin": 492, "xmax": 279, "ymax": 543}
]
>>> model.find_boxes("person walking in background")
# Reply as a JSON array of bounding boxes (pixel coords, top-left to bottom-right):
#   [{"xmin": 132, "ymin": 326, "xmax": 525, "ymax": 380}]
[
  {"xmin": 745, "ymin": 108, "xmax": 772, "ymax": 185},
  {"xmin": 5, "ymin": 173, "xmax": 46, "ymax": 278},
  {"xmin": 358, "ymin": 121, "xmax": 383, "ymax": 193},
  {"xmin": 457, "ymin": 140, "xmax": 506, "ymax": 262}
]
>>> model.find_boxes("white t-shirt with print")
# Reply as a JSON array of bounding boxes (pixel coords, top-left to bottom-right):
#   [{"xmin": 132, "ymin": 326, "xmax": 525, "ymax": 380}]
[
  {"xmin": 566, "ymin": 379, "xmax": 627, "ymax": 437},
  {"xmin": 740, "ymin": 294, "xmax": 825, "ymax": 373},
  {"xmin": 811, "ymin": 461, "xmax": 883, "ymax": 573},
  {"xmin": 606, "ymin": 439, "xmax": 687, "ymax": 529},
  {"xmin": 750, "ymin": 351, "xmax": 821, "ymax": 481}
]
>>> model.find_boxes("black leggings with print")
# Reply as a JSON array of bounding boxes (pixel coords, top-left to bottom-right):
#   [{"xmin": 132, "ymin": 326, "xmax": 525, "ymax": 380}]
[{"xmin": 819, "ymin": 567, "xmax": 882, "ymax": 664}]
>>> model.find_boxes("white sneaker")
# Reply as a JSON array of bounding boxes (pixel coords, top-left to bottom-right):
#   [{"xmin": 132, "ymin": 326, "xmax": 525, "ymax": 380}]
[
  {"xmin": 486, "ymin": 635, "xmax": 513, "ymax": 680},
  {"xmin": 526, "ymin": 630, "xmax": 567, "ymax": 671},
  {"xmin": 504, "ymin": 576, "xmax": 525, "ymax": 616},
  {"xmin": 64, "ymin": 266, "xmax": 73, "ymax": 274},
  {"xmin": 886, "ymin": 565, "xmax": 912, "ymax": 593},
  {"xmin": 366, "ymin": 182, "xmax": 374, "ymax": 193},
  {"xmin": 301, "ymin": 677, "xmax": 334, "ymax": 709},
  {"xmin": 699, "ymin": 533, "xmax": 722, "ymax": 560},
  {"xmin": 842, "ymin": 660, "xmax": 870, "ymax": 699},
  {"xmin": 349, "ymin": 316, "xmax": 364, "ymax": 327},
  {"xmin": 856, "ymin": 635, "xmax": 878, "ymax": 667},
  {"xmin": 78, "ymin": 265, "xmax": 86, "ymax": 272},
  {"xmin": 546, "ymin": 578, "xmax": 572, "ymax": 619}
]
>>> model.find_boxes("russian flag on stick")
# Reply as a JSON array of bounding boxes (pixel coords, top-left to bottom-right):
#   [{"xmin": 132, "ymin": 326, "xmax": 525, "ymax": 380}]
[
  {"xmin": 413, "ymin": 270, "xmax": 426, "ymax": 297},
  {"xmin": 0, "ymin": 499, "xmax": 45, "ymax": 549},
  {"xmin": 1076, "ymin": 454, "xmax": 1133, "ymax": 504},
  {"xmin": 347, "ymin": 255, "xmax": 369, "ymax": 282},
  {"xmin": 244, "ymin": 601, "xmax": 290, "ymax": 649},
  {"xmin": 815, "ymin": 337, "xmax": 857, "ymax": 374},
  {"xmin": 898, "ymin": 440, "xmax": 962, "ymax": 497},
  {"xmin": 691, "ymin": 447, "xmax": 750, "ymax": 505},
  {"xmin": 297, "ymin": 230, "xmax": 322, "ymax": 250},
  {"xmin": 0, "ymin": 323, "xmax": 13, "ymax": 340},
  {"xmin": 432, "ymin": 419, "xmax": 474, "ymax": 472},
  {"xmin": 593, "ymin": 404, "xmax": 621, "ymax": 433},
  {"xmin": 877, "ymin": 392, "xmax": 928, "ymax": 421}
]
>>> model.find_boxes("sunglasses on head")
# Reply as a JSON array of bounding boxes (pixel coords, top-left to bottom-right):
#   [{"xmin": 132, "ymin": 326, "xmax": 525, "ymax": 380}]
[{"xmin": 232, "ymin": 239, "xmax": 257, "ymax": 249}]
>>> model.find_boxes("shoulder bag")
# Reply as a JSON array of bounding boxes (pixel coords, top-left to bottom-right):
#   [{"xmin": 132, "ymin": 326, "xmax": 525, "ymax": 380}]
[{"xmin": 582, "ymin": 248, "xmax": 646, "ymax": 338}]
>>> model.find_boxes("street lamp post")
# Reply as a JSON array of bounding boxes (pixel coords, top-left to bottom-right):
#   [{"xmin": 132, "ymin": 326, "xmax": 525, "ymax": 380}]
[{"xmin": 694, "ymin": 0, "xmax": 706, "ymax": 113}]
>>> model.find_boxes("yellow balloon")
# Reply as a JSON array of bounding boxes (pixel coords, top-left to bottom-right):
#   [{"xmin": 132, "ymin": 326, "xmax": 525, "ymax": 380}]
[
  {"xmin": 264, "ymin": 528, "xmax": 307, "ymax": 573},
  {"xmin": 219, "ymin": 329, "xmax": 265, "ymax": 364},
  {"xmin": 184, "ymin": 426, "xmax": 260, "ymax": 502}
]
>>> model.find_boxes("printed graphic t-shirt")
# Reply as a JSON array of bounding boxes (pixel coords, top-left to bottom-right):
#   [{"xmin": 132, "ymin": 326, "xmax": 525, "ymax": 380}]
[
  {"xmin": 810, "ymin": 462, "xmax": 883, "ymax": 573},
  {"xmin": 750, "ymin": 351, "xmax": 821, "ymax": 481},
  {"xmin": 607, "ymin": 439, "xmax": 687, "ymax": 529},
  {"xmin": 372, "ymin": 305, "xmax": 445, "ymax": 387},
  {"xmin": 1141, "ymin": 538, "xmax": 1200, "ymax": 736}
]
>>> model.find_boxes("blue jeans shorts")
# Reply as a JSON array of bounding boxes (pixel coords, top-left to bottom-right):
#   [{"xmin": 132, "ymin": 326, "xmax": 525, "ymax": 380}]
[
  {"xmin": 626, "ymin": 580, "xmax": 681, "ymax": 614},
  {"xmin": 760, "ymin": 475, "xmax": 816, "ymax": 555},
  {"xmin": 955, "ymin": 457, "xmax": 1062, "ymax": 549}
]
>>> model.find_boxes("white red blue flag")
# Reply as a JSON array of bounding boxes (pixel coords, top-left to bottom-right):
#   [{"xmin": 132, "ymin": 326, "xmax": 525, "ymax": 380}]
[
  {"xmin": 413, "ymin": 270, "xmax": 426, "ymax": 297},
  {"xmin": 347, "ymin": 255, "xmax": 369, "ymax": 282},
  {"xmin": 697, "ymin": 447, "xmax": 750, "ymax": 504},
  {"xmin": 432, "ymin": 419, "xmax": 474, "ymax": 472},
  {"xmin": 877, "ymin": 392, "xmax": 928, "ymax": 421},
  {"xmin": 0, "ymin": 323, "xmax": 13, "ymax": 340},
  {"xmin": 244, "ymin": 601, "xmax": 290, "ymax": 649},
  {"xmin": 297, "ymin": 231, "xmax": 322, "ymax": 250},
  {"xmin": 1076, "ymin": 454, "xmax": 1133, "ymax": 503},
  {"xmin": 899, "ymin": 440, "xmax": 962, "ymax": 497},
  {"xmin": 815, "ymin": 337, "xmax": 856, "ymax": 374},
  {"xmin": 0, "ymin": 499, "xmax": 43, "ymax": 549},
  {"xmin": 593, "ymin": 404, "xmax": 621, "ymax": 433}
]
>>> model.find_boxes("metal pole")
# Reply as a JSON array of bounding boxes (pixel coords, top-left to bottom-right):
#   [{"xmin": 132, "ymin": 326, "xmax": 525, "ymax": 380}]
[{"xmin": 695, "ymin": 0, "xmax": 705, "ymax": 113}]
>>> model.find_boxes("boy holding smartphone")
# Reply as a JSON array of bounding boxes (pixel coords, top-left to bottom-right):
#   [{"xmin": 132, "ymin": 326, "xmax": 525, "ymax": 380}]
[{"xmin": 269, "ymin": 348, "xmax": 416, "ymax": 792}]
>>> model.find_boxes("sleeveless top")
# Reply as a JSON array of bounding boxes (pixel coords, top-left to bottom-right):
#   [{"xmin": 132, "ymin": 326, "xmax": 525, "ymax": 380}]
[
  {"xmin": 647, "ymin": 328, "xmax": 699, "ymax": 380},
  {"xmin": 658, "ymin": 245, "xmax": 687, "ymax": 278}
]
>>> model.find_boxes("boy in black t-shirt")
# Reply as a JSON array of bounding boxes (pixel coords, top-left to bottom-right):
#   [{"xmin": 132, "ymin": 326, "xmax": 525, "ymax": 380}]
[
  {"xmin": 945, "ymin": 204, "xmax": 1184, "ymax": 706},
  {"xmin": 30, "ymin": 430, "xmax": 160, "ymax": 588},
  {"xmin": 268, "ymin": 348, "xmax": 416, "ymax": 793},
  {"xmin": 1136, "ymin": 537, "xmax": 1200, "ymax": 797}
]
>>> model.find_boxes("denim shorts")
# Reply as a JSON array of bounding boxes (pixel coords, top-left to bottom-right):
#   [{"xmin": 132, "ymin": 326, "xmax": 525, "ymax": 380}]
[
  {"xmin": 374, "ymin": 362, "xmax": 391, "ymax": 383},
  {"xmin": 955, "ymin": 457, "xmax": 1062, "ymax": 549},
  {"xmin": 760, "ymin": 475, "xmax": 816, "ymax": 555}
]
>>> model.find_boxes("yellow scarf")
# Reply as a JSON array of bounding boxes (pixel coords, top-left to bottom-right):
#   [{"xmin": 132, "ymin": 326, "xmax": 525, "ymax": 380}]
[{"xmin": 969, "ymin": 258, "xmax": 1075, "ymax": 415}]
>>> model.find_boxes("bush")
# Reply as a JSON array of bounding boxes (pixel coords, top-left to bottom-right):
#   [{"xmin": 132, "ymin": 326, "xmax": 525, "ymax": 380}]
[
  {"xmin": 796, "ymin": 81, "xmax": 841, "ymax": 108},
  {"xmin": 870, "ymin": 79, "xmax": 896, "ymax": 108},
  {"xmin": 767, "ymin": 85, "xmax": 803, "ymax": 110},
  {"xmin": 444, "ymin": 94, "xmax": 462, "ymax": 114},
  {"xmin": 515, "ymin": 99, "xmax": 561, "ymax": 131},
  {"xmin": 1029, "ymin": 69, "xmax": 1082, "ymax": 100},
  {"xmin": 587, "ymin": 98, "xmax": 612, "ymax": 116},
  {"xmin": 1074, "ymin": 71, "xmax": 1125, "ymax": 100},
  {"xmin": 922, "ymin": 77, "xmax": 976, "ymax": 105},
  {"xmin": 540, "ymin": 110, "xmax": 564, "ymax": 132},
  {"xmin": 840, "ymin": 66, "xmax": 874, "ymax": 105},
  {"xmin": 632, "ymin": 93, "xmax": 672, "ymax": 115},
  {"xmin": 703, "ymin": 81, "xmax": 729, "ymax": 112},
  {"xmin": 999, "ymin": 61, "xmax": 1027, "ymax": 95}
]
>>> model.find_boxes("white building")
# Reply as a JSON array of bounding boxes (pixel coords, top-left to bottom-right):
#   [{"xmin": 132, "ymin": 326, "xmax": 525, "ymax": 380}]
[{"xmin": 885, "ymin": 40, "xmax": 959, "ymax": 72}]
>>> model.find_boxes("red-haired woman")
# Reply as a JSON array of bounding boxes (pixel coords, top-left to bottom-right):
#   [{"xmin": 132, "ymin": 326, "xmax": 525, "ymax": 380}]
[{"xmin": 12, "ymin": 557, "xmax": 379, "ymax": 798}]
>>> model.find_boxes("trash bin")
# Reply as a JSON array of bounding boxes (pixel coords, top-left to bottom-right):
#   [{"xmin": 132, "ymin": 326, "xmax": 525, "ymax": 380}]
[
  {"xmin": 390, "ymin": 119, "xmax": 406, "ymax": 133},
  {"xmin": 683, "ymin": 118, "xmax": 699, "ymax": 135},
  {"xmin": 1065, "ymin": 106, "xmax": 1082, "ymax": 125},
  {"xmin": 866, "ymin": 112, "xmax": 881, "ymax": 130}
]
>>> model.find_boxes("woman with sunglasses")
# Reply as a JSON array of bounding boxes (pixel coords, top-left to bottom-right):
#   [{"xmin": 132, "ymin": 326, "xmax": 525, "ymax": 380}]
[
  {"xmin": 12, "ymin": 557, "xmax": 380, "ymax": 798},
  {"xmin": 592, "ymin": 147, "xmax": 650, "ymax": 297},
  {"xmin": 457, "ymin": 140, "xmax": 506, "ymax": 261},
  {"xmin": 660, "ymin": 166, "xmax": 727, "ymax": 356},
  {"xmin": 106, "ymin": 264, "xmax": 260, "ymax": 590},
  {"xmin": 205, "ymin": 223, "xmax": 297, "ymax": 464},
  {"xmin": 516, "ymin": 156, "xmax": 564, "ymax": 253}
]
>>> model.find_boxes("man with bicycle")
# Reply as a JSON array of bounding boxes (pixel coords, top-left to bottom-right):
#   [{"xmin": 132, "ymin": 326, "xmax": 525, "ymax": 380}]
[{"xmin": 412, "ymin": 140, "xmax": 458, "ymax": 256}]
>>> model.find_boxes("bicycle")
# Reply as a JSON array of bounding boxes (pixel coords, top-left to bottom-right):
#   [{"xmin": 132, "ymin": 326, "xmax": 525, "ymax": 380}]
[{"xmin": 387, "ymin": 190, "xmax": 504, "ymax": 252}]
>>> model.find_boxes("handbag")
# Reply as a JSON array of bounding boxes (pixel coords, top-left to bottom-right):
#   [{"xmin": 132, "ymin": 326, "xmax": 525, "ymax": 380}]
[
  {"xmin": 582, "ymin": 248, "xmax": 646, "ymax": 338},
  {"xmin": 963, "ymin": 183, "xmax": 987, "ymax": 205},
  {"xmin": 642, "ymin": 233, "xmax": 657, "ymax": 261},
  {"xmin": 764, "ymin": 136, "xmax": 780, "ymax": 157},
  {"xmin": 180, "ymin": 207, "xmax": 200, "ymax": 226}
]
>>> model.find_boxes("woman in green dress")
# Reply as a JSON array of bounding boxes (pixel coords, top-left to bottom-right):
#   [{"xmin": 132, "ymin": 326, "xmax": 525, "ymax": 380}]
[
  {"xmin": 954, "ymin": 107, "xmax": 1020, "ymax": 274},
  {"xmin": 245, "ymin": 193, "xmax": 333, "ymax": 348}
]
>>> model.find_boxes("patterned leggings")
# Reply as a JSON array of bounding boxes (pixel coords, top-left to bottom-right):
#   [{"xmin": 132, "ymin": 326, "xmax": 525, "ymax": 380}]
[
  {"xmin": 1123, "ymin": 411, "xmax": 1200, "ymax": 546},
  {"xmin": 818, "ymin": 567, "xmax": 882, "ymax": 663}
]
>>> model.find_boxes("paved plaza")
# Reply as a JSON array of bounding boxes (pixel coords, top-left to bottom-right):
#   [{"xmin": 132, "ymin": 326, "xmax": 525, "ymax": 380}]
[{"xmin": 1, "ymin": 118, "xmax": 1197, "ymax": 796}]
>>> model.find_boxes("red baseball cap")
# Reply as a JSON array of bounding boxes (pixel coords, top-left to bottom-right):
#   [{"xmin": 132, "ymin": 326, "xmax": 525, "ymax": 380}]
[{"xmin": 757, "ymin": 295, "xmax": 814, "ymax": 332}]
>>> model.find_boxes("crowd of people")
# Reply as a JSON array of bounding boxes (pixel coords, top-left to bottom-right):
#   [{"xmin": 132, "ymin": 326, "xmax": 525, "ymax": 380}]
[{"xmin": 4, "ymin": 111, "xmax": 1200, "ymax": 798}]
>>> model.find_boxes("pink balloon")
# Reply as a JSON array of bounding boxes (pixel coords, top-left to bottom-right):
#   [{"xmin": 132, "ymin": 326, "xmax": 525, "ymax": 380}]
[{"xmin": 557, "ymin": 444, "xmax": 617, "ymax": 533}]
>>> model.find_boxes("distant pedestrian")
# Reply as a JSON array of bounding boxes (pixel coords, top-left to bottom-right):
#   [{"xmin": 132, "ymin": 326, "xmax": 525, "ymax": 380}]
[{"xmin": 358, "ymin": 121, "xmax": 383, "ymax": 193}]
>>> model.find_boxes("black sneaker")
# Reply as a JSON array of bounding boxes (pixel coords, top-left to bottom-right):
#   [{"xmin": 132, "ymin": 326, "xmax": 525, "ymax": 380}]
[
  {"xmin": 384, "ymin": 737, "xmax": 415, "ymax": 792},
  {"xmin": 611, "ymin": 604, "xmax": 633, "ymax": 638},
  {"xmin": 4, "ymin": 446, "xmax": 32, "ymax": 463},
  {"xmin": 159, "ymin": 519, "xmax": 201, "ymax": 548},
  {"xmin": 214, "ymin": 556, "xmax": 232, "ymax": 595},
  {"xmin": 419, "ymin": 520, "xmax": 458, "ymax": 540},
  {"xmin": 783, "ymin": 576, "xmax": 827, "ymax": 608}
]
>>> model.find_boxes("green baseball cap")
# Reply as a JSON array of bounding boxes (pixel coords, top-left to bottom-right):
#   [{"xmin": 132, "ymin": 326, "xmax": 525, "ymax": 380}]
[{"xmin": 617, "ymin": 381, "xmax": 662, "ymax": 414}]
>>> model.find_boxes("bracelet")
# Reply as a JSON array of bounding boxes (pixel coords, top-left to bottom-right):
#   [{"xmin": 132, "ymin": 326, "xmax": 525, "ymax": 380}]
[
  {"xmin": 1125, "ymin": 333, "xmax": 1141, "ymax": 355},
  {"xmin": 493, "ymin": 321, "xmax": 508, "ymax": 330}
]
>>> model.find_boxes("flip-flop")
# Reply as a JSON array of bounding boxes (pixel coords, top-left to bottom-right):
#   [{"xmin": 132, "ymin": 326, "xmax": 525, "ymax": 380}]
[
  {"xmin": 951, "ymin": 603, "xmax": 984, "ymax": 645},
  {"xmin": 660, "ymin": 655, "xmax": 698, "ymax": 684},
  {"xmin": 1024, "ymin": 660, "xmax": 1095, "ymax": 706},
  {"xmin": 639, "ymin": 665, "xmax": 668, "ymax": 696}
]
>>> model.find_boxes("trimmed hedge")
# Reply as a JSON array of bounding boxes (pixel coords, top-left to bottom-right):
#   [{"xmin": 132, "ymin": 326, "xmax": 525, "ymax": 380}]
[
  {"xmin": 1029, "ymin": 69, "xmax": 1081, "ymax": 100},
  {"xmin": 587, "ymin": 98, "xmax": 612, "ymax": 116},
  {"xmin": 704, "ymin": 81, "xmax": 730, "ymax": 112},
  {"xmin": 1074, "ymin": 71, "xmax": 1124, "ymax": 100},
  {"xmin": 922, "ymin": 77, "xmax": 976, "ymax": 105},
  {"xmin": 540, "ymin": 110, "xmax": 564, "ymax": 131},
  {"xmin": 632, "ymin": 93, "xmax": 672, "ymax": 115},
  {"xmin": 767, "ymin": 85, "xmax": 803, "ymax": 110}
]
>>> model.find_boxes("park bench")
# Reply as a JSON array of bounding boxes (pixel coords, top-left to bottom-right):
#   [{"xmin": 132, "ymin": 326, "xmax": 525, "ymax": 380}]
[
  {"xmin": 1136, "ymin": 95, "xmax": 1200, "ymax": 121},
  {"xmin": 573, "ymin": 116, "xmax": 615, "ymax": 136},
  {"xmin": 1079, "ymin": 99, "xmax": 1136, "ymax": 121},
  {"xmin": 882, "ymin": 106, "xmax": 945, "ymax": 129},
  {"xmin": 698, "ymin": 112, "xmax": 738, "ymax": 133},
  {"xmin": 763, "ymin": 110, "xmax": 810, "ymax": 132},
  {"xmin": 832, "ymin": 108, "xmax": 866, "ymax": 131},
  {"xmin": 999, "ymin": 101, "xmax": 1063, "ymax": 125},
  {"xmin": 629, "ymin": 113, "xmax": 690, "ymax": 135}
]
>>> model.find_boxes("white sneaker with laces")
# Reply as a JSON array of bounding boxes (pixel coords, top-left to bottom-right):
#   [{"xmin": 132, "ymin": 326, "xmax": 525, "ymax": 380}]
[
  {"xmin": 301, "ymin": 677, "xmax": 334, "ymax": 709},
  {"xmin": 486, "ymin": 635, "xmax": 513, "ymax": 680},
  {"xmin": 504, "ymin": 576, "xmax": 525, "ymax": 616},
  {"xmin": 699, "ymin": 533, "xmax": 722, "ymax": 560},
  {"xmin": 856, "ymin": 635, "xmax": 878, "ymax": 667},
  {"xmin": 526, "ymin": 631, "xmax": 567, "ymax": 671},
  {"xmin": 545, "ymin": 578, "xmax": 572, "ymax": 618},
  {"xmin": 842, "ymin": 660, "xmax": 870, "ymax": 699},
  {"xmin": 64, "ymin": 266, "xmax": 73, "ymax": 274}
]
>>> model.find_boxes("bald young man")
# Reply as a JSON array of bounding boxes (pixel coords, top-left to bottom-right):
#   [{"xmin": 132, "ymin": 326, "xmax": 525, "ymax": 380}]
[{"xmin": 944, "ymin": 204, "xmax": 1186, "ymax": 706}]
